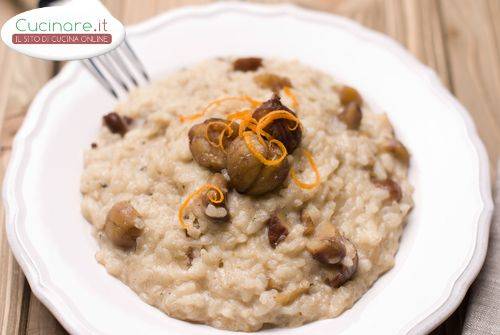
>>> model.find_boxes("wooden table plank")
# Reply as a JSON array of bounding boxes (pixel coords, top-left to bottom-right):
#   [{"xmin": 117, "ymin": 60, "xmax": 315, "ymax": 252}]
[
  {"xmin": 440, "ymin": 0, "xmax": 500, "ymax": 174},
  {"xmin": 487, "ymin": 0, "xmax": 500, "ymax": 55},
  {"xmin": 0, "ymin": 55, "xmax": 57, "ymax": 335},
  {"xmin": 25, "ymin": 298, "xmax": 65, "ymax": 335},
  {"xmin": 0, "ymin": 0, "xmax": 58, "ymax": 333}
]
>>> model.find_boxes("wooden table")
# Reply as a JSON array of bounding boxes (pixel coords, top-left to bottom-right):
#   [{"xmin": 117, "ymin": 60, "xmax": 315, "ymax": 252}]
[{"xmin": 0, "ymin": 0, "xmax": 498, "ymax": 334}]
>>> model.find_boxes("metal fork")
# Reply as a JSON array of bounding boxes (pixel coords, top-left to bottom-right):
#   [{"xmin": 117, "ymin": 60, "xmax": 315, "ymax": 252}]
[
  {"xmin": 39, "ymin": 0, "xmax": 149, "ymax": 99},
  {"xmin": 82, "ymin": 41, "xmax": 150, "ymax": 99}
]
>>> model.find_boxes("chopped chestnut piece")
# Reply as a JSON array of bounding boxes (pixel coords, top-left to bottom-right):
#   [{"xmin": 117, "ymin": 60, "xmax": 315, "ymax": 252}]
[
  {"xmin": 307, "ymin": 224, "xmax": 346, "ymax": 265},
  {"xmin": 123, "ymin": 116, "xmax": 134, "ymax": 125},
  {"xmin": 338, "ymin": 102, "xmax": 362, "ymax": 130},
  {"xmin": 336, "ymin": 85, "xmax": 363, "ymax": 130},
  {"xmin": 382, "ymin": 139, "xmax": 410, "ymax": 165},
  {"xmin": 186, "ymin": 247, "xmax": 195, "ymax": 267},
  {"xmin": 245, "ymin": 141, "xmax": 290, "ymax": 195},
  {"xmin": 267, "ymin": 277, "xmax": 281, "ymax": 290},
  {"xmin": 307, "ymin": 223, "xmax": 358, "ymax": 288},
  {"xmin": 227, "ymin": 135, "xmax": 265, "ymax": 192},
  {"xmin": 188, "ymin": 118, "xmax": 239, "ymax": 172},
  {"xmin": 233, "ymin": 57, "xmax": 263, "ymax": 72},
  {"xmin": 104, "ymin": 201, "xmax": 143, "ymax": 248},
  {"xmin": 300, "ymin": 210, "xmax": 315, "ymax": 236},
  {"xmin": 325, "ymin": 237, "xmax": 358, "ymax": 288},
  {"xmin": 226, "ymin": 134, "xmax": 290, "ymax": 195},
  {"xmin": 371, "ymin": 177, "xmax": 402, "ymax": 202},
  {"xmin": 252, "ymin": 94, "xmax": 302, "ymax": 153},
  {"xmin": 254, "ymin": 73, "xmax": 292, "ymax": 92},
  {"xmin": 339, "ymin": 86, "xmax": 363, "ymax": 107},
  {"xmin": 202, "ymin": 173, "xmax": 230, "ymax": 222},
  {"xmin": 275, "ymin": 281, "xmax": 310, "ymax": 305},
  {"xmin": 103, "ymin": 112, "xmax": 128, "ymax": 136},
  {"xmin": 267, "ymin": 212, "xmax": 289, "ymax": 248}
]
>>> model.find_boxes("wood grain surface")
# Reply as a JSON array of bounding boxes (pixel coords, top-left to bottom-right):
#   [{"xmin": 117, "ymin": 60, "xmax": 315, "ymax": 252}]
[{"xmin": 0, "ymin": 1, "xmax": 498, "ymax": 334}]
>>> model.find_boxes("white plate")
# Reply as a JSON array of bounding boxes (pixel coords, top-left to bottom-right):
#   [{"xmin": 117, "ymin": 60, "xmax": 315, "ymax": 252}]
[{"xmin": 3, "ymin": 2, "xmax": 493, "ymax": 335}]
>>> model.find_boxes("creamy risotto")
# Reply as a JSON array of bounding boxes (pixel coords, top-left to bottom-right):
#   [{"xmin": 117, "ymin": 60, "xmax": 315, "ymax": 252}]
[{"xmin": 80, "ymin": 58, "xmax": 413, "ymax": 331}]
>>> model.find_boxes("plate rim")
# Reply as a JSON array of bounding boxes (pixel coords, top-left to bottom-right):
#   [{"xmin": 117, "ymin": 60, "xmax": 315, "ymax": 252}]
[{"xmin": 2, "ymin": 2, "xmax": 494, "ymax": 334}]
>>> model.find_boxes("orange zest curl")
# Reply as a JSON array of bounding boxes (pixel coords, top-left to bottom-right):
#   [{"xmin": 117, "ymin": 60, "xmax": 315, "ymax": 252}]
[
  {"xmin": 291, "ymin": 149, "xmax": 320, "ymax": 189},
  {"xmin": 218, "ymin": 122, "xmax": 235, "ymax": 151},
  {"xmin": 239, "ymin": 116, "xmax": 257, "ymax": 137},
  {"xmin": 228, "ymin": 109, "xmax": 256, "ymax": 138},
  {"xmin": 180, "ymin": 96, "xmax": 261, "ymax": 122},
  {"xmin": 242, "ymin": 131, "xmax": 287, "ymax": 166},
  {"xmin": 227, "ymin": 109, "xmax": 252, "ymax": 121},
  {"xmin": 247, "ymin": 123, "xmax": 273, "ymax": 141},
  {"xmin": 178, "ymin": 184, "xmax": 224, "ymax": 229},
  {"xmin": 255, "ymin": 110, "xmax": 301, "ymax": 137},
  {"xmin": 227, "ymin": 109, "xmax": 274, "ymax": 142},
  {"xmin": 204, "ymin": 121, "xmax": 233, "ymax": 151},
  {"xmin": 283, "ymin": 86, "xmax": 299, "ymax": 109}
]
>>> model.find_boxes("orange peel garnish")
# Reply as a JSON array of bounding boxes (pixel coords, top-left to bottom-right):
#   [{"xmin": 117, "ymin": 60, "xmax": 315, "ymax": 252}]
[
  {"xmin": 290, "ymin": 149, "xmax": 320, "ymax": 189},
  {"xmin": 178, "ymin": 183, "xmax": 224, "ymax": 229},
  {"xmin": 204, "ymin": 121, "xmax": 233, "ymax": 151},
  {"xmin": 239, "ymin": 116, "xmax": 257, "ymax": 137},
  {"xmin": 242, "ymin": 131, "xmax": 287, "ymax": 166},
  {"xmin": 283, "ymin": 86, "xmax": 299, "ymax": 109},
  {"xmin": 180, "ymin": 96, "xmax": 261, "ymax": 122},
  {"xmin": 255, "ymin": 110, "xmax": 301, "ymax": 137},
  {"xmin": 227, "ymin": 108, "xmax": 252, "ymax": 121}
]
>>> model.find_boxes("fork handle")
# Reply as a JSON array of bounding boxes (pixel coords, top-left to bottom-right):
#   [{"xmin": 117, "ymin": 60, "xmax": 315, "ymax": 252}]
[{"xmin": 38, "ymin": 0, "xmax": 58, "ymax": 6}]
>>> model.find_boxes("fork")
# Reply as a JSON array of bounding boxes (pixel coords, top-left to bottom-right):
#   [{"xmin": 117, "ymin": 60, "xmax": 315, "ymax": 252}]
[
  {"xmin": 39, "ymin": 0, "xmax": 150, "ymax": 99},
  {"xmin": 81, "ymin": 41, "xmax": 150, "ymax": 99}
]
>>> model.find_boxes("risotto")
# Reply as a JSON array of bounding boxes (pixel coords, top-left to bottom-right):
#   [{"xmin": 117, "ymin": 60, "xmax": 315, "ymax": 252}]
[{"xmin": 80, "ymin": 57, "xmax": 413, "ymax": 331}]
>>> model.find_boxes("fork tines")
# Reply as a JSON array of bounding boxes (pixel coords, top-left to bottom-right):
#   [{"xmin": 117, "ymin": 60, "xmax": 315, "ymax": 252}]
[{"xmin": 82, "ymin": 40, "xmax": 149, "ymax": 99}]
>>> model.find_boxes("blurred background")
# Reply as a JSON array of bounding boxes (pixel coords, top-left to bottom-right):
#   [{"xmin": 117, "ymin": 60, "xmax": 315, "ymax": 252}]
[{"xmin": 0, "ymin": 0, "xmax": 498, "ymax": 334}]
